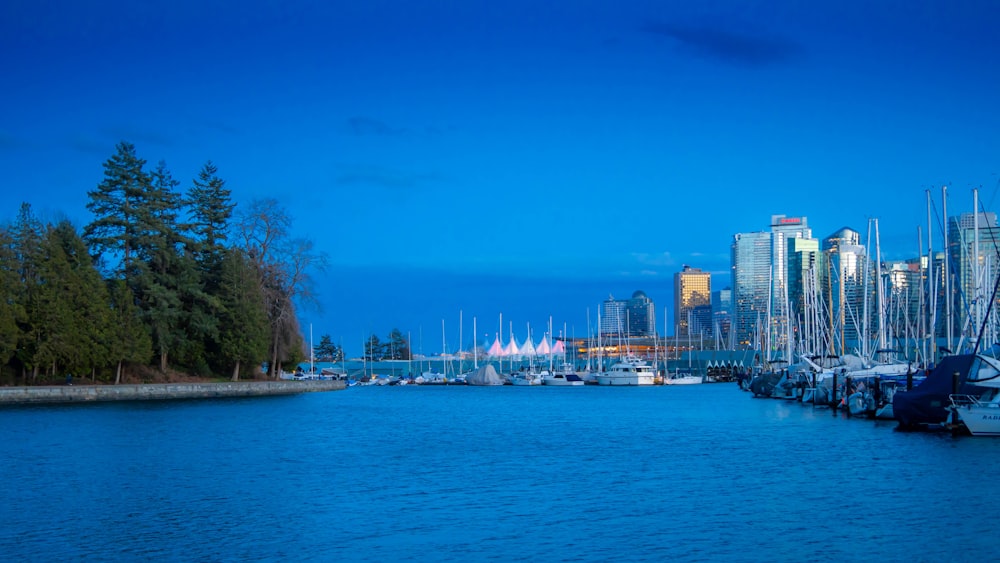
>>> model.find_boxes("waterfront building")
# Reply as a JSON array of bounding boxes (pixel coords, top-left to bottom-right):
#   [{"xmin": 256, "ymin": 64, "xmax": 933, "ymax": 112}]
[
  {"xmin": 731, "ymin": 231, "xmax": 772, "ymax": 347},
  {"xmin": 787, "ymin": 237, "xmax": 820, "ymax": 325},
  {"xmin": 674, "ymin": 266, "xmax": 711, "ymax": 337},
  {"xmin": 600, "ymin": 295, "xmax": 627, "ymax": 337},
  {"xmin": 600, "ymin": 291, "xmax": 656, "ymax": 337},
  {"xmin": 947, "ymin": 212, "xmax": 1000, "ymax": 345},
  {"xmin": 627, "ymin": 290, "xmax": 657, "ymax": 337},
  {"xmin": 884, "ymin": 258, "xmax": 924, "ymax": 352},
  {"xmin": 770, "ymin": 215, "xmax": 812, "ymax": 355},
  {"xmin": 712, "ymin": 287, "xmax": 733, "ymax": 347},
  {"xmin": 820, "ymin": 227, "xmax": 868, "ymax": 354}
]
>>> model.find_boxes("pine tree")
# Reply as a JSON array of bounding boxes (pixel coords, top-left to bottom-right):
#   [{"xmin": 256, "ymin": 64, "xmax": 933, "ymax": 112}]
[
  {"xmin": 83, "ymin": 141, "xmax": 150, "ymax": 281},
  {"xmin": 188, "ymin": 160, "xmax": 234, "ymax": 284}
]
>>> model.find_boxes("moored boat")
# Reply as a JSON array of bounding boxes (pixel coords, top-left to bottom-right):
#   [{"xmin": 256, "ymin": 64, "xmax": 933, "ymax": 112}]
[
  {"xmin": 664, "ymin": 369, "xmax": 702, "ymax": 385},
  {"xmin": 595, "ymin": 356, "xmax": 656, "ymax": 386},
  {"xmin": 950, "ymin": 353, "xmax": 1000, "ymax": 436}
]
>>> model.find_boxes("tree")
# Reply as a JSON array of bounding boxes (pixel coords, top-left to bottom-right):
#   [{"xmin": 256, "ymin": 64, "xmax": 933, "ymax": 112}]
[
  {"xmin": 83, "ymin": 141, "xmax": 150, "ymax": 280},
  {"xmin": 30, "ymin": 221, "xmax": 111, "ymax": 379},
  {"xmin": 314, "ymin": 334, "xmax": 343, "ymax": 362},
  {"xmin": 105, "ymin": 279, "xmax": 153, "ymax": 384},
  {"xmin": 386, "ymin": 328, "xmax": 411, "ymax": 360},
  {"xmin": 218, "ymin": 248, "xmax": 269, "ymax": 381},
  {"xmin": 137, "ymin": 160, "xmax": 204, "ymax": 372},
  {"xmin": 0, "ymin": 226, "xmax": 21, "ymax": 368},
  {"xmin": 364, "ymin": 334, "xmax": 384, "ymax": 361},
  {"xmin": 235, "ymin": 198, "xmax": 326, "ymax": 377},
  {"xmin": 188, "ymin": 160, "xmax": 235, "ymax": 283},
  {"xmin": 10, "ymin": 203, "xmax": 45, "ymax": 381}
]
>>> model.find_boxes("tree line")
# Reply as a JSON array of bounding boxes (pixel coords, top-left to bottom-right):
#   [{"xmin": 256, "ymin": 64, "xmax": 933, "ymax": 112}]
[{"xmin": 0, "ymin": 141, "xmax": 324, "ymax": 384}]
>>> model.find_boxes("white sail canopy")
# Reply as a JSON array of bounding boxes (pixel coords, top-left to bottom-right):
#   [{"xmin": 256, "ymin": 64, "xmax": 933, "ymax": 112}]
[
  {"xmin": 551, "ymin": 339, "xmax": 566, "ymax": 355},
  {"xmin": 503, "ymin": 339, "xmax": 520, "ymax": 357},
  {"xmin": 536, "ymin": 335, "xmax": 551, "ymax": 356},
  {"xmin": 521, "ymin": 336, "xmax": 536, "ymax": 357},
  {"xmin": 487, "ymin": 336, "xmax": 504, "ymax": 357}
]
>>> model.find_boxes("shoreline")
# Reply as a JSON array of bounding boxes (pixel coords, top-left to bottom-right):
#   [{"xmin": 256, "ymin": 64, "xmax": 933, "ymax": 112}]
[{"xmin": 0, "ymin": 380, "xmax": 346, "ymax": 405}]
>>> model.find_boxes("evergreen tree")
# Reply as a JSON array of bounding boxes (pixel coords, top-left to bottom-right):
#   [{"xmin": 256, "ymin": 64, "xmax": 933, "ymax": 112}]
[
  {"xmin": 218, "ymin": 249, "xmax": 268, "ymax": 381},
  {"xmin": 364, "ymin": 334, "xmax": 384, "ymax": 361},
  {"xmin": 188, "ymin": 160, "xmax": 234, "ymax": 284},
  {"xmin": 31, "ymin": 222, "xmax": 110, "ymax": 379},
  {"xmin": 10, "ymin": 203, "xmax": 45, "ymax": 381},
  {"xmin": 106, "ymin": 279, "xmax": 153, "ymax": 384},
  {"xmin": 314, "ymin": 334, "xmax": 343, "ymax": 362},
  {"xmin": 386, "ymin": 328, "xmax": 411, "ymax": 360},
  {"xmin": 83, "ymin": 141, "xmax": 150, "ymax": 281},
  {"xmin": 0, "ymin": 226, "xmax": 20, "ymax": 368}
]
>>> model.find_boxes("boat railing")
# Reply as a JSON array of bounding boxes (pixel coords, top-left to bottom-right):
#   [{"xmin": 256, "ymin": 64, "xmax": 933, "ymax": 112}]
[{"xmin": 950, "ymin": 394, "xmax": 990, "ymax": 409}]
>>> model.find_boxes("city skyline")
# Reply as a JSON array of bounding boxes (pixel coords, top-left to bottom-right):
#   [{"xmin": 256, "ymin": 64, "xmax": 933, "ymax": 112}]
[{"xmin": 2, "ymin": 1, "xmax": 999, "ymax": 355}]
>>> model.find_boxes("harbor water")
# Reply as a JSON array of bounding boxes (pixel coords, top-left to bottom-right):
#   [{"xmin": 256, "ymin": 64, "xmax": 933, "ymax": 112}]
[{"xmin": 2, "ymin": 384, "xmax": 998, "ymax": 561}]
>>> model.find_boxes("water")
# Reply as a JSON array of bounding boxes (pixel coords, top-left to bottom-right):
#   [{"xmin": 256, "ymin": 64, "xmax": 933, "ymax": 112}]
[{"xmin": 1, "ymin": 385, "xmax": 997, "ymax": 562}]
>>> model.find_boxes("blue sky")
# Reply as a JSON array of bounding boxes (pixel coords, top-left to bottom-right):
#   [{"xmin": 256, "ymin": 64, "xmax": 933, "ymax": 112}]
[{"xmin": 3, "ymin": 1, "xmax": 999, "ymax": 356}]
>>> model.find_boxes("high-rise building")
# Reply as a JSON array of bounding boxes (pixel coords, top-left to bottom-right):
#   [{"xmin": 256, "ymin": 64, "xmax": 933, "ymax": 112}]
[
  {"xmin": 599, "ymin": 295, "xmax": 627, "ymax": 337},
  {"xmin": 600, "ymin": 291, "xmax": 656, "ymax": 337},
  {"xmin": 674, "ymin": 265, "xmax": 711, "ymax": 337},
  {"xmin": 787, "ymin": 237, "xmax": 820, "ymax": 323},
  {"xmin": 712, "ymin": 287, "xmax": 733, "ymax": 346},
  {"xmin": 770, "ymin": 215, "xmax": 812, "ymax": 352},
  {"xmin": 627, "ymin": 290, "xmax": 656, "ymax": 337},
  {"xmin": 731, "ymin": 231, "xmax": 772, "ymax": 346},
  {"xmin": 947, "ymin": 212, "xmax": 1000, "ymax": 343},
  {"xmin": 821, "ymin": 227, "xmax": 868, "ymax": 353}
]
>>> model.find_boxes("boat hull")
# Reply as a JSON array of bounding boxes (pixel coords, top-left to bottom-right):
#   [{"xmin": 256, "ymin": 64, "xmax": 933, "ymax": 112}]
[
  {"xmin": 952, "ymin": 404, "xmax": 1000, "ymax": 436},
  {"xmin": 595, "ymin": 375, "xmax": 655, "ymax": 386}
]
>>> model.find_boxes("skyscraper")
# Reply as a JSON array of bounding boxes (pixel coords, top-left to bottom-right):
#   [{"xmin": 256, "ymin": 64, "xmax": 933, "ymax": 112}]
[
  {"xmin": 600, "ymin": 291, "xmax": 656, "ymax": 337},
  {"xmin": 731, "ymin": 231, "xmax": 772, "ymax": 347},
  {"xmin": 712, "ymin": 287, "xmax": 733, "ymax": 346},
  {"xmin": 674, "ymin": 265, "xmax": 711, "ymax": 337},
  {"xmin": 947, "ymin": 211, "xmax": 1000, "ymax": 344},
  {"xmin": 770, "ymin": 215, "xmax": 812, "ymax": 353},
  {"xmin": 821, "ymin": 227, "xmax": 867, "ymax": 353}
]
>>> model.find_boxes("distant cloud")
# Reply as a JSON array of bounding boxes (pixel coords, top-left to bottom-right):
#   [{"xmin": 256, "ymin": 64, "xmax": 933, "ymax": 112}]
[
  {"xmin": 336, "ymin": 165, "xmax": 443, "ymax": 190},
  {"xmin": 347, "ymin": 116, "xmax": 406, "ymax": 136},
  {"xmin": 642, "ymin": 21, "xmax": 799, "ymax": 66}
]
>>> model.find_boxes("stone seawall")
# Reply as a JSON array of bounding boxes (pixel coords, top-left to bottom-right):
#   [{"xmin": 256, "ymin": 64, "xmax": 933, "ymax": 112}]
[{"xmin": 0, "ymin": 380, "xmax": 346, "ymax": 405}]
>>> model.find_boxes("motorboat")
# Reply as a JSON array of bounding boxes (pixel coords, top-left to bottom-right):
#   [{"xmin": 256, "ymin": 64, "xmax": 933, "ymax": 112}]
[
  {"xmin": 543, "ymin": 363, "xmax": 586, "ymax": 386},
  {"xmin": 594, "ymin": 356, "xmax": 656, "ymax": 386},
  {"xmin": 950, "ymin": 354, "xmax": 1000, "ymax": 436},
  {"xmin": 543, "ymin": 372, "xmax": 585, "ymax": 386},
  {"xmin": 510, "ymin": 371, "xmax": 544, "ymax": 386}
]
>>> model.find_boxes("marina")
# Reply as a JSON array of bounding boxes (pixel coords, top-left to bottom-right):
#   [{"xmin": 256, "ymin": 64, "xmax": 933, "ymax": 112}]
[{"xmin": 3, "ymin": 382, "xmax": 998, "ymax": 561}]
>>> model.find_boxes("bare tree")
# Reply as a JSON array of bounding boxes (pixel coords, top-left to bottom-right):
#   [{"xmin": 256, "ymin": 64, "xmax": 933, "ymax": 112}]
[{"xmin": 235, "ymin": 198, "xmax": 326, "ymax": 377}]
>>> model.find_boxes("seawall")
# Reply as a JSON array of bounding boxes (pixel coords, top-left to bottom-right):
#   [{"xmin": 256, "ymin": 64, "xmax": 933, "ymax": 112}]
[{"xmin": 0, "ymin": 380, "xmax": 346, "ymax": 405}]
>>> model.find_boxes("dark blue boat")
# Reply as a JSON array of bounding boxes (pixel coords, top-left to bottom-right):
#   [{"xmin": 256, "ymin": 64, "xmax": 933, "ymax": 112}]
[{"xmin": 892, "ymin": 354, "xmax": 980, "ymax": 429}]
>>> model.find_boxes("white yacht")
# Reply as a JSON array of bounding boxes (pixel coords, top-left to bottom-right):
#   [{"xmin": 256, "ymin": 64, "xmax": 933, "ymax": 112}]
[
  {"xmin": 595, "ymin": 356, "xmax": 656, "ymax": 386},
  {"xmin": 543, "ymin": 364, "xmax": 586, "ymax": 386},
  {"xmin": 950, "ymin": 354, "xmax": 1000, "ymax": 436}
]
